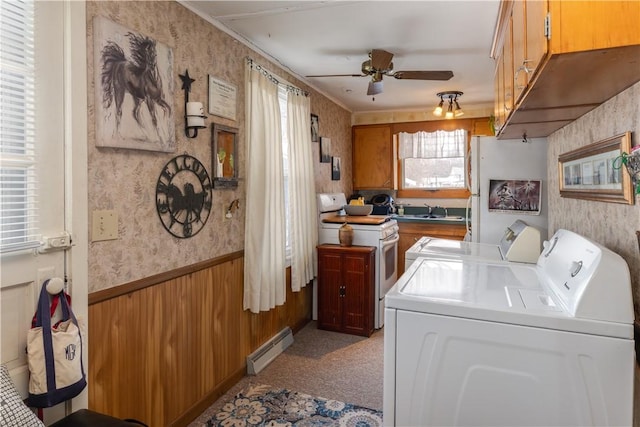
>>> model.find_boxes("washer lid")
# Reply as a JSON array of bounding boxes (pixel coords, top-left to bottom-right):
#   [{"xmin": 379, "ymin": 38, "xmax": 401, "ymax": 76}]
[
  {"xmin": 386, "ymin": 257, "xmax": 632, "ymax": 339},
  {"xmin": 406, "ymin": 237, "xmax": 504, "ymax": 261}
]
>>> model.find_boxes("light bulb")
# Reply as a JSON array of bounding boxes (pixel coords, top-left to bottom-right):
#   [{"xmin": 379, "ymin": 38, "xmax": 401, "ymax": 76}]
[
  {"xmin": 445, "ymin": 98, "xmax": 454, "ymax": 119},
  {"xmin": 433, "ymin": 98, "xmax": 444, "ymax": 116}
]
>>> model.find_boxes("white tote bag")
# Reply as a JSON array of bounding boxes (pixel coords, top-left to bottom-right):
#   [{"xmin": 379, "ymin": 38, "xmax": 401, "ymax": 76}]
[{"xmin": 26, "ymin": 280, "xmax": 86, "ymax": 408}]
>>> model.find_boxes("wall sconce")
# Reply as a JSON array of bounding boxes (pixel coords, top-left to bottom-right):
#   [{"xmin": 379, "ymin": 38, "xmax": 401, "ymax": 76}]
[
  {"xmin": 225, "ymin": 199, "xmax": 240, "ymax": 219},
  {"xmin": 180, "ymin": 69, "xmax": 206, "ymax": 138},
  {"xmin": 433, "ymin": 91, "xmax": 463, "ymax": 119}
]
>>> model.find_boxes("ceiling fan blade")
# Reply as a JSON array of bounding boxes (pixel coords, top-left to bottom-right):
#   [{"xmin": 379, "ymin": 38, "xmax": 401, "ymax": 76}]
[
  {"xmin": 392, "ymin": 70, "xmax": 454, "ymax": 80},
  {"xmin": 367, "ymin": 80, "xmax": 384, "ymax": 95},
  {"xmin": 370, "ymin": 49, "xmax": 394, "ymax": 71},
  {"xmin": 306, "ymin": 73, "xmax": 366, "ymax": 78}
]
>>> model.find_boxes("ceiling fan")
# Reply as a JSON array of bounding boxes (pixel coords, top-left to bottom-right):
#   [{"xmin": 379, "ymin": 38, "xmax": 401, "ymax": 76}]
[{"xmin": 306, "ymin": 49, "xmax": 454, "ymax": 95}]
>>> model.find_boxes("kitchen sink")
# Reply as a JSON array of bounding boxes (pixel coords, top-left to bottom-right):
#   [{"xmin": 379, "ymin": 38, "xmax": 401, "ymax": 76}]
[
  {"xmin": 395, "ymin": 214, "xmax": 464, "ymax": 221},
  {"xmin": 424, "ymin": 215, "xmax": 464, "ymax": 221}
]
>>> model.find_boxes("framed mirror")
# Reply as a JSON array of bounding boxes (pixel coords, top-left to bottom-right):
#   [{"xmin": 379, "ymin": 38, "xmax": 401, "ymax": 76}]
[{"xmin": 212, "ymin": 123, "xmax": 238, "ymax": 188}]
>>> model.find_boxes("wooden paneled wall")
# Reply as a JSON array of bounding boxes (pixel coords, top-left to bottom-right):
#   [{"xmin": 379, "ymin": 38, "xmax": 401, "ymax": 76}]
[{"xmin": 88, "ymin": 251, "xmax": 312, "ymax": 426}]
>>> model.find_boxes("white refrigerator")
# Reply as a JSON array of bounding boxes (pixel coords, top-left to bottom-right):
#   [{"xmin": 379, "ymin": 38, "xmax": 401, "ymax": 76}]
[{"xmin": 468, "ymin": 136, "xmax": 548, "ymax": 244}]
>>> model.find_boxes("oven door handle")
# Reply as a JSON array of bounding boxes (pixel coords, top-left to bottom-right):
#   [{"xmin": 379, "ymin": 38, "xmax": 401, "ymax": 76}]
[{"xmin": 381, "ymin": 234, "xmax": 400, "ymax": 248}]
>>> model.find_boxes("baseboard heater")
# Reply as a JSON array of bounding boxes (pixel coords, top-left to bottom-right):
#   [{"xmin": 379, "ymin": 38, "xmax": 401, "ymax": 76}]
[{"xmin": 247, "ymin": 326, "xmax": 294, "ymax": 375}]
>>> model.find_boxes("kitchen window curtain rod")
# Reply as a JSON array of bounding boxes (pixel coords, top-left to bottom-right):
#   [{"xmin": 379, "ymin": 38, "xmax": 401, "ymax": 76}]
[{"xmin": 246, "ymin": 57, "xmax": 309, "ymax": 97}]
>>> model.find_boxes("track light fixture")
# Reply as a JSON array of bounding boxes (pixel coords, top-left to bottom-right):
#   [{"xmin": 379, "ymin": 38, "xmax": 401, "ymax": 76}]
[{"xmin": 433, "ymin": 91, "xmax": 463, "ymax": 119}]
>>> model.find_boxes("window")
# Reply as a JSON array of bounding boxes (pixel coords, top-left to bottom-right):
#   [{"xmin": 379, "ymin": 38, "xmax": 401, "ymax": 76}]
[
  {"xmin": 277, "ymin": 85, "xmax": 291, "ymax": 259},
  {"xmin": 397, "ymin": 129, "xmax": 470, "ymax": 198},
  {"xmin": 0, "ymin": 1, "xmax": 39, "ymax": 253}
]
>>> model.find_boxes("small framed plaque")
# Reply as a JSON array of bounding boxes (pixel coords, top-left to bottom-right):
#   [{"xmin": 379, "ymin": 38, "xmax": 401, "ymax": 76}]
[{"xmin": 208, "ymin": 75, "xmax": 237, "ymax": 121}]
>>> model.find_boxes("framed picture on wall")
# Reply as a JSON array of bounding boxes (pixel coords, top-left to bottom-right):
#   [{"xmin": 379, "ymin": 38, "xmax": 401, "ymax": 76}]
[
  {"xmin": 208, "ymin": 75, "xmax": 237, "ymax": 121},
  {"xmin": 332, "ymin": 156, "xmax": 341, "ymax": 181},
  {"xmin": 488, "ymin": 179, "xmax": 542, "ymax": 215},
  {"xmin": 93, "ymin": 16, "xmax": 175, "ymax": 152},
  {"xmin": 311, "ymin": 114, "xmax": 319, "ymax": 142},
  {"xmin": 320, "ymin": 137, "xmax": 331, "ymax": 163},
  {"xmin": 558, "ymin": 132, "xmax": 633, "ymax": 204}
]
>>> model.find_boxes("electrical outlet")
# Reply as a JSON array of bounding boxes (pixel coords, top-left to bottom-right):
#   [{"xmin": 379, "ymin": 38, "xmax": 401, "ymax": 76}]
[{"xmin": 92, "ymin": 210, "xmax": 118, "ymax": 242}]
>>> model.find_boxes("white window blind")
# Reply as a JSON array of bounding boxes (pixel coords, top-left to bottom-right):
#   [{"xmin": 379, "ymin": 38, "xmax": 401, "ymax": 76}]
[{"xmin": 0, "ymin": 0, "xmax": 40, "ymax": 253}]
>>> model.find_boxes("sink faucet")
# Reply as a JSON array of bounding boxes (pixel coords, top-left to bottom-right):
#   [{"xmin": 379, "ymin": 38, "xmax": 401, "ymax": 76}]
[
  {"xmin": 433, "ymin": 205, "xmax": 448, "ymax": 217},
  {"xmin": 423, "ymin": 204, "xmax": 432, "ymax": 215}
]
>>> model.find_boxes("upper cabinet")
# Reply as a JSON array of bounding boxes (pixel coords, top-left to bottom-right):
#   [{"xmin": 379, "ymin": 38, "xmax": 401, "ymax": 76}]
[
  {"xmin": 352, "ymin": 125, "xmax": 393, "ymax": 190},
  {"xmin": 511, "ymin": 0, "xmax": 547, "ymax": 105},
  {"xmin": 492, "ymin": 0, "xmax": 640, "ymax": 139}
]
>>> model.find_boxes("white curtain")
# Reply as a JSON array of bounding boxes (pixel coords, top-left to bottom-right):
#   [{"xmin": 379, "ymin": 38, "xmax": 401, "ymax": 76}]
[
  {"xmin": 244, "ymin": 62, "xmax": 286, "ymax": 313},
  {"xmin": 398, "ymin": 129, "xmax": 467, "ymax": 159},
  {"xmin": 287, "ymin": 88, "xmax": 317, "ymax": 291}
]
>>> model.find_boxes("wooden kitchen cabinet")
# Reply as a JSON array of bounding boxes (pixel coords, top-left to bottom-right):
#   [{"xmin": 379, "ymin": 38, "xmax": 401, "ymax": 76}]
[
  {"xmin": 510, "ymin": 0, "xmax": 547, "ymax": 106},
  {"xmin": 352, "ymin": 125, "xmax": 393, "ymax": 190},
  {"xmin": 396, "ymin": 222, "xmax": 466, "ymax": 274},
  {"xmin": 317, "ymin": 244, "xmax": 375, "ymax": 337},
  {"xmin": 493, "ymin": 0, "xmax": 640, "ymax": 139},
  {"xmin": 471, "ymin": 118, "xmax": 494, "ymax": 137}
]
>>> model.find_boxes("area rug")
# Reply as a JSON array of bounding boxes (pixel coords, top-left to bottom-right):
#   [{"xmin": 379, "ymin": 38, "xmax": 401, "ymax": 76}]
[{"xmin": 206, "ymin": 384, "xmax": 383, "ymax": 426}]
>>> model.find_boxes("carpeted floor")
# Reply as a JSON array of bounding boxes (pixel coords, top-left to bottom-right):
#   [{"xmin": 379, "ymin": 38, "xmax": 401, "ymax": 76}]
[{"xmin": 189, "ymin": 321, "xmax": 384, "ymax": 426}]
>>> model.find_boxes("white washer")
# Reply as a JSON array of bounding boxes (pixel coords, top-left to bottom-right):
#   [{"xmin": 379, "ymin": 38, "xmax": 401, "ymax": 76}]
[
  {"xmin": 384, "ymin": 229, "xmax": 634, "ymax": 426},
  {"xmin": 404, "ymin": 219, "xmax": 542, "ymax": 271}
]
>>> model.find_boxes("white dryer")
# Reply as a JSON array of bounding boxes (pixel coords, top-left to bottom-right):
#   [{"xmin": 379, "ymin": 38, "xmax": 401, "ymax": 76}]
[
  {"xmin": 384, "ymin": 229, "xmax": 634, "ymax": 426},
  {"xmin": 404, "ymin": 219, "xmax": 542, "ymax": 271}
]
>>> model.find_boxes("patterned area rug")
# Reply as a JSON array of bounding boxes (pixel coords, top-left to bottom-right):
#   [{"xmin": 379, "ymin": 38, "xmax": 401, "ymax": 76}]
[{"xmin": 206, "ymin": 384, "xmax": 383, "ymax": 426}]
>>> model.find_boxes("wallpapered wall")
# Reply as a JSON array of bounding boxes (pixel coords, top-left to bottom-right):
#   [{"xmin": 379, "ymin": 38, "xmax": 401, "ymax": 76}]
[
  {"xmin": 547, "ymin": 81, "xmax": 640, "ymax": 315},
  {"xmin": 86, "ymin": 1, "xmax": 352, "ymax": 292}
]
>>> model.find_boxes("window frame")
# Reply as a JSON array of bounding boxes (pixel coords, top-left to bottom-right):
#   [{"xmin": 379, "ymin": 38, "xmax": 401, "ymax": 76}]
[{"xmin": 393, "ymin": 119, "xmax": 475, "ymax": 199}]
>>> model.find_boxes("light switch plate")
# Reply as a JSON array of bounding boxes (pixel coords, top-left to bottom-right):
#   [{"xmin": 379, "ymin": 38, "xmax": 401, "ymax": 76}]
[{"xmin": 92, "ymin": 210, "xmax": 118, "ymax": 242}]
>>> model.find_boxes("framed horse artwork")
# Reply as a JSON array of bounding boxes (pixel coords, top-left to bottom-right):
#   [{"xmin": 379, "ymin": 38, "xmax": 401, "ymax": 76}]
[{"xmin": 93, "ymin": 16, "xmax": 175, "ymax": 152}]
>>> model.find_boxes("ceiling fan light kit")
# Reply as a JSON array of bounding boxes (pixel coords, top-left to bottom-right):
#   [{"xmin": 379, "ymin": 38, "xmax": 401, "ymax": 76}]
[
  {"xmin": 434, "ymin": 91, "xmax": 463, "ymax": 119},
  {"xmin": 306, "ymin": 49, "xmax": 453, "ymax": 96},
  {"xmin": 367, "ymin": 80, "xmax": 384, "ymax": 96}
]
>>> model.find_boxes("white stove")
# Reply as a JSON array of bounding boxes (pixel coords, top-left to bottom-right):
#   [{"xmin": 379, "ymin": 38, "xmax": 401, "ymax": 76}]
[
  {"xmin": 316, "ymin": 193, "xmax": 399, "ymax": 329},
  {"xmin": 384, "ymin": 229, "xmax": 634, "ymax": 426}
]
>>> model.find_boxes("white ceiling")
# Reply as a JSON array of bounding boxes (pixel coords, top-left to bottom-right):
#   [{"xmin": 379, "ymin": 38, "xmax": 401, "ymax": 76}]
[{"xmin": 182, "ymin": 1, "xmax": 501, "ymax": 113}]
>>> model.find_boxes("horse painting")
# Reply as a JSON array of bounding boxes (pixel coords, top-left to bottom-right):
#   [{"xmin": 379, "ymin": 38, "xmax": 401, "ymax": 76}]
[{"xmin": 93, "ymin": 17, "xmax": 175, "ymax": 152}]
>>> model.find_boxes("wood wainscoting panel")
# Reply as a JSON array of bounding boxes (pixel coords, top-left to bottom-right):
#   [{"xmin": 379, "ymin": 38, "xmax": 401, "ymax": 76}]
[{"xmin": 88, "ymin": 253, "xmax": 312, "ymax": 426}]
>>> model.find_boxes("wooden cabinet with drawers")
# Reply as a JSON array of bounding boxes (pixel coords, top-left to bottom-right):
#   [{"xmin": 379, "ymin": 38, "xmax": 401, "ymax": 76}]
[{"xmin": 317, "ymin": 244, "xmax": 375, "ymax": 337}]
